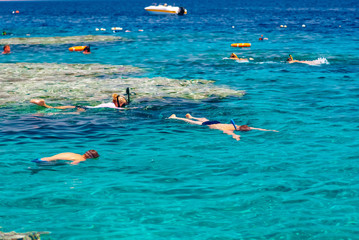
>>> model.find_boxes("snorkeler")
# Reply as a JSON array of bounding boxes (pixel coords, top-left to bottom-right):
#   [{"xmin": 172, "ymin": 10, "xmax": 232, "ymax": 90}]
[
  {"xmin": 2, "ymin": 45, "xmax": 10, "ymax": 54},
  {"xmin": 32, "ymin": 150, "xmax": 99, "ymax": 165},
  {"xmin": 168, "ymin": 113, "xmax": 278, "ymax": 141},
  {"xmin": 83, "ymin": 45, "xmax": 91, "ymax": 54},
  {"xmin": 229, "ymin": 53, "xmax": 248, "ymax": 61},
  {"xmin": 30, "ymin": 88, "xmax": 131, "ymax": 110}
]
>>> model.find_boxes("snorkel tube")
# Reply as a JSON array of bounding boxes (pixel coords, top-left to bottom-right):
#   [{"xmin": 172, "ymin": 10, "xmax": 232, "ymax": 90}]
[
  {"xmin": 126, "ymin": 87, "xmax": 130, "ymax": 104},
  {"xmin": 230, "ymin": 119, "xmax": 237, "ymax": 130},
  {"xmin": 289, "ymin": 54, "xmax": 293, "ymax": 61},
  {"xmin": 116, "ymin": 95, "xmax": 120, "ymax": 108}
]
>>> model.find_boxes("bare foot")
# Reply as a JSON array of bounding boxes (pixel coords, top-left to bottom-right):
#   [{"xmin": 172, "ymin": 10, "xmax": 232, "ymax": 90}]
[
  {"xmin": 30, "ymin": 99, "xmax": 46, "ymax": 107},
  {"xmin": 168, "ymin": 114, "xmax": 177, "ymax": 119},
  {"xmin": 185, "ymin": 113, "xmax": 193, "ymax": 119}
]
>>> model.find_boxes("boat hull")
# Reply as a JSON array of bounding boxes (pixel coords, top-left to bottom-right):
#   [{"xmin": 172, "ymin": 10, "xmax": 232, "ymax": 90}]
[{"xmin": 145, "ymin": 5, "xmax": 187, "ymax": 15}]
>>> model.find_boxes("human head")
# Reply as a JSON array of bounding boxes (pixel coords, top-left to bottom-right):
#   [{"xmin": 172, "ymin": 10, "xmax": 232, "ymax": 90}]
[
  {"xmin": 286, "ymin": 54, "xmax": 293, "ymax": 62},
  {"xmin": 3, "ymin": 45, "xmax": 10, "ymax": 54},
  {"xmin": 83, "ymin": 46, "xmax": 90, "ymax": 52},
  {"xmin": 237, "ymin": 125, "xmax": 251, "ymax": 131},
  {"xmin": 112, "ymin": 93, "xmax": 128, "ymax": 107},
  {"xmin": 84, "ymin": 150, "xmax": 99, "ymax": 159},
  {"xmin": 230, "ymin": 53, "xmax": 238, "ymax": 58}
]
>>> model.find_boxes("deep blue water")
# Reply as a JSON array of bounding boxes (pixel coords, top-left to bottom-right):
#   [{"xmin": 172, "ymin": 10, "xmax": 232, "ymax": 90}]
[{"xmin": 0, "ymin": 0, "xmax": 359, "ymax": 239}]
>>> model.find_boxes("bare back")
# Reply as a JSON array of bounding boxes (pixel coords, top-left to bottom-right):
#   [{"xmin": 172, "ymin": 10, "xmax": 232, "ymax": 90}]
[
  {"xmin": 41, "ymin": 152, "xmax": 85, "ymax": 162},
  {"xmin": 208, "ymin": 124, "xmax": 237, "ymax": 131}
]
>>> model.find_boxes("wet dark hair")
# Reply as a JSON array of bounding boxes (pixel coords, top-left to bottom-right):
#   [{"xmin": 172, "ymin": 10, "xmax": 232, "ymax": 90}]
[
  {"xmin": 83, "ymin": 46, "xmax": 90, "ymax": 52},
  {"xmin": 238, "ymin": 125, "xmax": 251, "ymax": 131},
  {"xmin": 84, "ymin": 150, "xmax": 99, "ymax": 159}
]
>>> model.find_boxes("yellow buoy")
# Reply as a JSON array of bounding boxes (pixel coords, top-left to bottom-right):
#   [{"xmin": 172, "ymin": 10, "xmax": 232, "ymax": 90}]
[
  {"xmin": 231, "ymin": 43, "xmax": 251, "ymax": 48},
  {"xmin": 69, "ymin": 46, "xmax": 86, "ymax": 52}
]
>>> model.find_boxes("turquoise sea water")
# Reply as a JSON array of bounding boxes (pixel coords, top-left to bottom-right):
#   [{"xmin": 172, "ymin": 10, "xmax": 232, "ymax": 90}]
[{"xmin": 1, "ymin": 0, "xmax": 359, "ymax": 239}]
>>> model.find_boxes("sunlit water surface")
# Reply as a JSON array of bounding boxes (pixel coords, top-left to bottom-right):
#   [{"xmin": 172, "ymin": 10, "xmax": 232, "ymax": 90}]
[{"xmin": 0, "ymin": 0, "xmax": 358, "ymax": 239}]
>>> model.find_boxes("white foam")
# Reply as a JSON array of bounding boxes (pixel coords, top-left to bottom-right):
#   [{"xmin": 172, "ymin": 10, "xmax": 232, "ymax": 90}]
[{"xmin": 312, "ymin": 57, "xmax": 329, "ymax": 65}]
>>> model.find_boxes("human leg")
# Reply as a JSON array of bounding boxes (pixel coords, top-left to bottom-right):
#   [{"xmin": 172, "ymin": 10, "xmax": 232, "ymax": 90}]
[
  {"xmin": 30, "ymin": 99, "xmax": 76, "ymax": 109},
  {"xmin": 168, "ymin": 114, "xmax": 203, "ymax": 125},
  {"xmin": 185, "ymin": 113, "xmax": 209, "ymax": 122}
]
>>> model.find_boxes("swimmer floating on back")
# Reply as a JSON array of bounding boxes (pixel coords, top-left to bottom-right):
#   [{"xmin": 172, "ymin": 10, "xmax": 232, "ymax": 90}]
[
  {"xmin": 33, "ymin": 150, "xmax": 99, "ymax": 165},
  {"xmin": 30, "ymin": 88, "xmax": 131, "ymax": 110},
  {"xmin": 168, "ymin": 113, "xmax": 278, "ymax": 141}
]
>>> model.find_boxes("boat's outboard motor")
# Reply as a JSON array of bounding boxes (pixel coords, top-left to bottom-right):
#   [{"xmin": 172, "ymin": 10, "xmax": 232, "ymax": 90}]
[{"xmin": 178, "ymin": 7, "xmax": 185, "ymax": 15}]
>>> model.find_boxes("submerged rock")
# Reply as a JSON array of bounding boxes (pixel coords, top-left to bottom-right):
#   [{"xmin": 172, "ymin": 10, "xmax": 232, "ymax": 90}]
[{"xmin": 0, "ymin": 230, "xmax": 49, "ymax": 240}]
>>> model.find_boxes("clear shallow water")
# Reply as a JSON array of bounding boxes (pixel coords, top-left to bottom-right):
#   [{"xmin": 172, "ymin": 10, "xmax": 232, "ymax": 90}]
[{"xmin": 0, "ymin": 0, "xmax": 359, "ymax": 239}]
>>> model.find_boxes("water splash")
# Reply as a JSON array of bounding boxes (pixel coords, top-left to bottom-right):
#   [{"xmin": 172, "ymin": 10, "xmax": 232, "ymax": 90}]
[
  {"xmin": 0, "ymin": 63, "xmax": 245, "ymax": 106},
  {"xmin": 0, "ymin": 35, "xmax": 124, "ymax": 45},
  {"xmin": 311, "ymin": 57, "xmax": 330, "ymax": 65}
]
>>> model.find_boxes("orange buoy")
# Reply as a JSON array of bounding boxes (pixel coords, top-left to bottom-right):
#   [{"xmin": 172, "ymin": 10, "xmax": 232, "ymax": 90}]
[
  {"xmin": 68, "ymin": 46, "xmax": 86, "ymax": 52},
  {"xmin": 231, "ymin": 43, "xmax": 251, "ymax": 48}
]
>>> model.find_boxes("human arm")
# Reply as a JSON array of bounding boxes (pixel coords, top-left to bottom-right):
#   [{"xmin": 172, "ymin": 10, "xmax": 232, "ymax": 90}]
[
  {"xmin": 222, "ymin": 130, "xmax": 241, "ymax": 141},
  {"xmin": 30, "ymin": 99, "xmax": 76, "ymax": 109},
  {"xmin": 250, "ymin": 127, "xmax": 278, "ymax": 132}
]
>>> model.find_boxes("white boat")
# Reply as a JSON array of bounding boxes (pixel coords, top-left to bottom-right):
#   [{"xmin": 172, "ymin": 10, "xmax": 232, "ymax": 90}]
[{"xmin": 144, "ymin": 4, "xmax": 187, "ymax": 15}]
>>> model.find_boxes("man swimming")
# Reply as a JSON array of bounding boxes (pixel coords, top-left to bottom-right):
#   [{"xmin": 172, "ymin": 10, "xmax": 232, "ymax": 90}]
[
  {"xmin": 168, "ymin": 113, "xmax": 278, "ymax": 141},
  {"xmin": 83, "ymin": 45, "xmax": 91, "ymax": 54},
  {"xmin": 229, "ymin": 53, "xmax": 248, "ymax": 61},
  {"xmin": 286, "ymin": 54, "xmax": 320, "ymax": 65},
  {"xmin": 2, "ymin": 45, "xmax": 10, "ymax": 54},
  {"xmin": 30, "ymin": 91, "xmax": 129, "ymax": 110},
  {"xmin": 258, "ymin": 35, "xmax": 268, "ymax": 40},
  {"xmin": 33, "ymin": 150, "xmax": 99, "ymax": 165}
]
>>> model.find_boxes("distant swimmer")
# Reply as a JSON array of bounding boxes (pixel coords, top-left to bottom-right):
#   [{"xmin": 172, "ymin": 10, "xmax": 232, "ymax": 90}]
[
  {"xmin": 168, "ymin": 113, "xmax": 278, "ymax": 141},
  {"xmin": 2, "ymin": 45, "xmax": 10, "ymax": 54},
  {"xmin": 286, "ymin": 54, "xmax": 322, "ymax": 65},
  {"xmin": 32, "ymin": 150, "xmax": 99, "ymax": 165},
  {"xmin": 83, "ymin": 45, "xmax": 91, "ymax": 54},
  {"xmin": 30, "ymin": 88, "xmax": 131, "ymax": 110},
  {"xmin": 258, "ymin": 35, "xmax": 268, "ymax": 40},
  {"xmin": 229, "ymin": 53, "xmax": 248, "ymax": 61}
]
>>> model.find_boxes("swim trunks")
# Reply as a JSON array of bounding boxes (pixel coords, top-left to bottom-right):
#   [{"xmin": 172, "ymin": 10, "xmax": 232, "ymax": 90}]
[
  {"xmin": 202, "ymin": 121, "xmax": 221, "ymax": 126},
  {"xmin": 31, "ymin": 158, "xmax": 46, "ymax": 163}
]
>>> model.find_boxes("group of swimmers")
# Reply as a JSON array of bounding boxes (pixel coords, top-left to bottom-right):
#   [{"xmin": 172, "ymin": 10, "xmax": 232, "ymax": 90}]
[
  {"xmin": 30, "ymin": 91, "xmax": 130, "ymax": 164},
  {"xmin": 230, "ymin": 52, "xmax": 313, "ymax": 65},
  {"xmin": 229, "ymin": 35, "xmax": 319, "ymax": 65},
  {"xmin": 29, "ymin": 84, "xmax": 278, "ymax": 164},
  {"xmin": 5, "ymin": 34, "xmax": 283, "ymax": 164}
]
